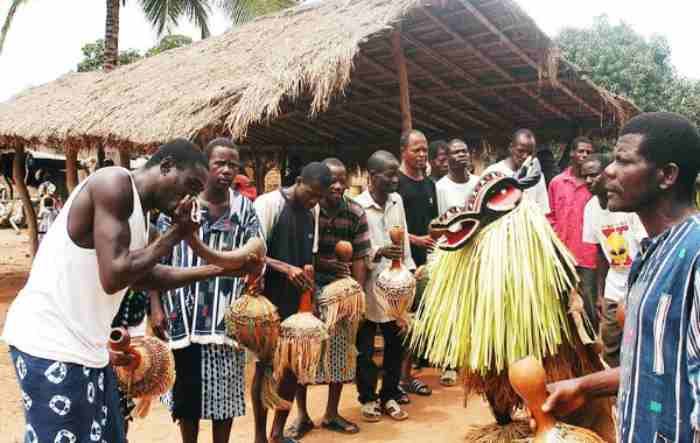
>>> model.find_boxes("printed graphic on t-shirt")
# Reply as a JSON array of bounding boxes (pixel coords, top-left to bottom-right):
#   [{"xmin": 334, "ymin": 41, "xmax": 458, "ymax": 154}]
[{"xmin": 602, "ymin": 224, "xmax": 633, "ymax": 268}]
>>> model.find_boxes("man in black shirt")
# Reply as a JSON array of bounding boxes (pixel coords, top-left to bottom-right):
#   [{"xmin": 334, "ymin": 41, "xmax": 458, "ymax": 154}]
[{"xmin": 396, "ymin": 129, "xmax": 436, "ymax": 399}]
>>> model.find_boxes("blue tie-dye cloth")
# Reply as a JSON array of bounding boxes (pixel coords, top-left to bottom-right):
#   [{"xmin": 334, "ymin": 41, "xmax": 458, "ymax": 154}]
[{"xmin": 9, "ymin": 346, "xmax": 126, "ymax": 443}]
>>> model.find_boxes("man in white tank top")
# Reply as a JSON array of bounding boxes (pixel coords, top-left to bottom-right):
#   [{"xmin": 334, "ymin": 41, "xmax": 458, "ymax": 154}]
[{"xmin": 2, "ymin": 139, "xmax": 257, "ymax": 443}]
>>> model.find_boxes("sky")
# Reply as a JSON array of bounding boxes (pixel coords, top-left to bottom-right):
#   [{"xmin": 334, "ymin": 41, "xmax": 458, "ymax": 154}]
[{"xmin": 1, "ymin": 0, "xmax": 698, "ymax": 102}]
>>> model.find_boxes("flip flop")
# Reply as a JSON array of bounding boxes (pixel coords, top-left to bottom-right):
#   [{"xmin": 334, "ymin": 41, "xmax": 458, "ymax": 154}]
[
  {"xmin": 284, "ymin": 419, "xmax": 315, "ymax": 440},
  {"xmin": 361, "ymin": 401, "xmax": 382, "ymax": 423},
  {"xmin": 322, "ymin": 417, "xmax": 360, "ymax": 434}
]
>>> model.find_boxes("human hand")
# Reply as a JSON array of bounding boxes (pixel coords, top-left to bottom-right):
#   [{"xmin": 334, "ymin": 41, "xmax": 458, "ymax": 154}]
[
  {"xmin": 322, "ymin": 258, "xmax": 351, "ymax": 278},
  {"xmin": 378, "ymin": 244, "xmax": 403, "ymax": 261},
  {"xmin": 287, "ymin": 265, "xmax": 313, "ymax": 290},
  {"xmin": 149, "ymin": 302, "xmax": 169, "ymax": 341},
  {"xmin": 412, "ymin": 235, "xmax": 436, "ymax": 251},
  {"xmin": 172, "ymin": 195, "xmax": 199, "ymax": 237},
  {"xmin": 530, "ymin": 378, "xmax": 586, "ymax": 426}
]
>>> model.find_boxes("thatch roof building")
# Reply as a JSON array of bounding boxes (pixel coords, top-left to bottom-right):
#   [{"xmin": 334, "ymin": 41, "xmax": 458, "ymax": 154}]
[{"xmin": 0, "ymin": 0, "xmax": 637, "ymax": 154}]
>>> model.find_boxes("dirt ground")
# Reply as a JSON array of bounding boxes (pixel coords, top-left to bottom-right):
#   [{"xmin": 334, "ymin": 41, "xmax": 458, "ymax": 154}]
[{"xmin": 0, "ymin": 228, "xmax": 494, "ymax": 442}]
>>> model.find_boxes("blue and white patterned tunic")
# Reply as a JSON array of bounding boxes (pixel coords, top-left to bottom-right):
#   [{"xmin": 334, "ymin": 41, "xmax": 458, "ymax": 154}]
[{"xmin": 618, "ymin": 214, "xmax": 700, "ymax": 442}]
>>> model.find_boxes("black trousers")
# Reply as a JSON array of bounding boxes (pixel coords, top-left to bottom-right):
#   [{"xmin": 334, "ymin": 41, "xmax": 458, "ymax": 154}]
[
  {"xmin": 577, "ymin": 266, "xmax": 599, "ymax": 333},
  {"xmin": 356, "ymin": 319, "xmax": 403, "ymax": 404}
]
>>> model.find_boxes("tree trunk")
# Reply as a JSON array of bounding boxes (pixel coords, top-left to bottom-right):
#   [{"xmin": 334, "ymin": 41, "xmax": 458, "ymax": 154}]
[
  {"xmin": 391, "ymin": 31, "xmax": 412, "ymax": 134},
  {"xmin": 13, "ymin": 146, "xmax": 38, "ymax": 257},
  {"xmin": 0, "ymin": 0, "xmax": 23, "ymax": 56},
  {"xmin": 104, "ymin": 0, "xmax": 120, "ymax": 72},
  {"xmin": 65, "ymin": 148, "xmax": 79, "ymax": 193},
  {"xmin": 97, "ymin": 145, "xmax": 106, "ymax": 169}
]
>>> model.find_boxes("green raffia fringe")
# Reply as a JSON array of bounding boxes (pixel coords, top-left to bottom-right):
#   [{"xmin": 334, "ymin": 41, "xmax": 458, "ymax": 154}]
[{"xmin": 409, "ymin": 199, "xmax": 579, "ymax": 375}]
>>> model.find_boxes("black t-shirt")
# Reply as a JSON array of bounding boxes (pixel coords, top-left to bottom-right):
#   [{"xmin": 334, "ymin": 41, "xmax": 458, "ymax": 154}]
[{"xmin": 398, "ymin": 172, "xmax": 438, "ymax": 267}]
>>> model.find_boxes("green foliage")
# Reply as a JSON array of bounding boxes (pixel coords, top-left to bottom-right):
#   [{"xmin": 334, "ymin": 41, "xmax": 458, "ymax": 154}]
[
  {"xmin": 555, "ymin": 15, "xmax": 700, "ymax": 125},
  {"xmin": 77, "ymin": 35, "xmax": 193, "ymax": 72},
  {"xmin": 76, "ymin": 39, "xmax": 142, "ymax": 72}
]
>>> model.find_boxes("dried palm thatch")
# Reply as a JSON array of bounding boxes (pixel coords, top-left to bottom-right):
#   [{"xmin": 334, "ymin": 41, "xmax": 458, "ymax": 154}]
[{"xmin": 0, "ymin": 0, "xmax": 639, "ymax": 153}]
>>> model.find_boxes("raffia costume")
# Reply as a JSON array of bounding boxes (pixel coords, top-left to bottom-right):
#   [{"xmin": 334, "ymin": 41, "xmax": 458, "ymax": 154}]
[{"xmin": 409, "ymin": 165, "xmax": 614, "ymax": 442}]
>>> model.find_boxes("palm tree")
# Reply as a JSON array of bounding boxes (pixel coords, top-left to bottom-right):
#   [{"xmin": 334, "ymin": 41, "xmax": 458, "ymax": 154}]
[{"xmin": 0, "ymin": 0, "xmax": 29, "ymax": 56}]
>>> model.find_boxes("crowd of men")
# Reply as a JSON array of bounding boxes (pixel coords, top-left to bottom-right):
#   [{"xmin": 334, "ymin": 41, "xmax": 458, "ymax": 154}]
[{"xmin": 4, "ymin": 111, "xmax": 700, "ymax": 443}]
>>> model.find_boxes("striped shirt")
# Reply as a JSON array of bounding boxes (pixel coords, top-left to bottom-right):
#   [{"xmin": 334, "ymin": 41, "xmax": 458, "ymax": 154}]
[
  {"xmin": 312, "ymin": 197, "xmax": 371, "ymax": 262},
  {"xmin": 618, "ymin": 214, "xmax": 700, "ymax": 442},
  {"xmin": 158, "ymin": 189, "xmax": 263, "ymax": 349}
]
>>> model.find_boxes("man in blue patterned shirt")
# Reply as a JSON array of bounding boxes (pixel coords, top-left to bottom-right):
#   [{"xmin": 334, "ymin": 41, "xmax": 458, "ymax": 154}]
[
  {"xmin": 542, "ymin": 112, "xmax": 700, "ymax": 442},
  {"xmin": 151, "ymin": 138, "xmax": 263, "ymax": 443}
]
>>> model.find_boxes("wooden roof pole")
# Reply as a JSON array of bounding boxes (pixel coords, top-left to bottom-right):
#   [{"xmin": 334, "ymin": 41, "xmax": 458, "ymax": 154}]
[
  {"xmin": 117, "ymin": 148, "xmax": 130, "ymax": 170},
  {"xmin": 13, "ymin": 146, "xmax": 38, "ymax": 258},
  {"xmin": 391, "ymin": 30, "xmax": 412, "ymax": 133},
  {"xmin": 65, "ymin": 146, "xmax": 79, "ymax": 193},
  {"xmin": 458, "ymin": 0, "xmax": 602, "ymax": 118}
]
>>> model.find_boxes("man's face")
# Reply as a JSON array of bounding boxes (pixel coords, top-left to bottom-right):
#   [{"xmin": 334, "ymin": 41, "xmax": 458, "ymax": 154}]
[
  {"xmin": 510, "ymin": 133, "xmax": 536, "ymax": 168},
  {"xmin": 324, "ymin": 164, "xmax": 347, "ymax": 207},
  {"xmin": 604, "ymin": 134, "xmax": 658, "ymax": 212},
  {"xmin": 430, "ymin": 148, "xmax": 449, "ymax": 178},
  {"xmin": 207, "ymin": 146, "xmax": 240, "ymax": 190},
  {"xmin": 581, "ymin": 160, "xmax": 604, "ymax": 196},
  {"xmin": 295, "ymin": 180, "xmax": 326, "ymax": 210},
  {"xmin": 403, "ymin": 133, "xmax": 428, "ymax": 171},
  {"xmin": 572, "ymin": 142, "xmax": 594, "ymax": 168},
  {"xmin": 372, "ymin": 161, "xmax": 400, "ymax": 195},
  {"xmin": 447, "ymin": 142, "xmax": 470, "ymax": 174},
  {"xmin": 160, "ymin": 162, "xmax": 208, "ymax": 216}
]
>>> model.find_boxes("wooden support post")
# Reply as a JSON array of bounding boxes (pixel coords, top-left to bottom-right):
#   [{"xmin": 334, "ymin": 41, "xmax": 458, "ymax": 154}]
[
  {"xmin": 65, "ymin": 147, "xmax": 79, "ymax": 193},
  {"xmin": 13, "ymin": 146, "xmax": 38, "ymax": 258},
  {"xmin": 391, "ymin": 31, "xmax": 412, "ymax": 133},
  {"xmin": 97, "ymin": 144, "xmax": 106, "ymax": 169},
  {"xmin": 117, "ymin": 148, "xmax": 130, "ymax": 170}
]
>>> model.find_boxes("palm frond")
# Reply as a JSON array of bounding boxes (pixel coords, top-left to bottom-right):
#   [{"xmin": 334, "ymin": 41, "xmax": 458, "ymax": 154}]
[
  {"xmin": 214, "ymin": 0, "xmax": 294, "ymax": 25},
  {"xmin": 0, "ymin": 0, "xmax": 30, "ymax": 56}
]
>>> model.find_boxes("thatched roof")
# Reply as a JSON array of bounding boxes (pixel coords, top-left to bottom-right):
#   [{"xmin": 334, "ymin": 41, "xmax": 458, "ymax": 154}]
[{"xmin": 0, "ymin": 0, "xmax": 638, "ymax": 153}]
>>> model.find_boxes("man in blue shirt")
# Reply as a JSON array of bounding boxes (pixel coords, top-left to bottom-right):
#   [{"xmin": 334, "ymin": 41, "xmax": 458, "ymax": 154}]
[{"xmin": 541, "ymin": 112, "xmax": 700, "ymax": 442}]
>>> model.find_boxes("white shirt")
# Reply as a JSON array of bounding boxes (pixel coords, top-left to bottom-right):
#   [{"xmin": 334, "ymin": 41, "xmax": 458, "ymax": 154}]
[
  {"xmin": 582, "ymin": 196, "xmax": 647, "ymax": 302},
  {"xmin": 483, "ymin": 159, "xmax": 550, "ymax": 214},
  {"xmin": 354, "ymin": 191, "xmax": 415, "ymax": 323},
  {"xmin": 435, "ymin": 174, "xmax": 479, "ymax": 214},
  {"xmin": 254, "ymin": 189, "xmax": 287, "ymax": 241},
  {"xmin": 2, "ymin": 167, "xmax": 147, "ymax": 367}
]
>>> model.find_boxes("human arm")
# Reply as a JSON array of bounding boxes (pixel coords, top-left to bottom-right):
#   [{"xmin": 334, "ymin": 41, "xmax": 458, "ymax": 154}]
[
  {"xmin": 540, "ymin": 368, "xmax": 620, "ymax": 418},
  {"xmin": 148, "ymin": 290, "xmax": 168, "ymax": 340},
  {"xmin": 91, "ymin": 171, "xmax": 198, "ymax": 294},
  {"xmin": 596, "ymin": 248, "xmax": 609, "ymax": 303},
  {"xmin": 686, "ymin": 268, "xmax": 700, "ymax": 430}
]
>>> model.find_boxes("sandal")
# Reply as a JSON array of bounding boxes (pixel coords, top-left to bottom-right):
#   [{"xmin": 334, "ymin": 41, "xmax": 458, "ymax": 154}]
[
  {"xmin": 440, "ymin": 369, "xmax": 458, "ymax": 387},
  {"xmin": 284, "ymin": 419, "xmax": 315, "ymax": 440},
  {"xmin": 322, "ymin": 416, "xmax": 360, "ymax": 434},
  {"xmin": 395, "ymin": 385, "xmax": 410, "ymax": 405},
  {"xmin": 361, "ymin": 400, "xmax": 382, "ymax": 423},
  {"xmin": 382, "ymin": 399, "xmax": 408, "ymax": 421},
  {"xmin": 401, "ymin": 378, "xmax": 432, "ymax": 396}
]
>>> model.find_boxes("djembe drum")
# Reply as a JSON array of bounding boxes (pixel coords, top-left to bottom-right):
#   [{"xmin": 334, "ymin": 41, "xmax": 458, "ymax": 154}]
[
  {"xmin": 374, "ymin": 226, "xmax": 416, "ymax": 323},
  {"xmin": 109, "ymin": 327, "xmax": 175, "ymax": 417},
  {"xmin": 315, "ymin": 241, "xmax": 365, "ymax": 329},
  {"xmin": 274, "ymin": 265, "xmax": 329, "ymax": 385},
  {"xmin": 509, "ymin": 357, "xmax": 605, "ymax": 443}
]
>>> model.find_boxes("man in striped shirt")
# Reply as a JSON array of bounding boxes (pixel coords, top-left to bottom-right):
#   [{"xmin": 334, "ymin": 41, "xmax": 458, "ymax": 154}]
[{"xmin": 542, "ymin": 113, "xmax": 700, "ymax": 442}]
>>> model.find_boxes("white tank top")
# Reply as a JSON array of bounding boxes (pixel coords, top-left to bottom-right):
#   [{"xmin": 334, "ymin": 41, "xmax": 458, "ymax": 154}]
[{"xmin": 2, "ymin": 167, "xmax": 147, "ymax": 368}]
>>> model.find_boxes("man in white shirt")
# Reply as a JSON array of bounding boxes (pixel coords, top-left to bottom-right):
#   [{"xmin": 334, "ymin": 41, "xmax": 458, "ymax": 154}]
[
  {"xmin": 582, "ymin": 153, "xmax": 646, "ymax": 367},
  {"xmin": 483, "ymin": 129, "xmax": 550, "ymax": 214},
  {"xmin": 435, "ymin": 139, "xmax": 479, "ymax": 215},
  {"xmin": 354, "ymin": 150, "xmax": 415, "ymax": 423}
]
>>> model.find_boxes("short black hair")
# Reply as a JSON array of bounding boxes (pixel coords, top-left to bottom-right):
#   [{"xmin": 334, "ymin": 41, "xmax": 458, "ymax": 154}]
[
  {"xmin": 322, "ymin": 157, "xmax": 345, "ymax": 170},
  {"xmin": 428, "ymin": 140, "xmax": 448, "ymax": 161},
  {"xmin": 367, "ymin": 150, "xmax": 399, "ymax": 174},
  {"xmin": 511, "ymin": 128, "xmax": 534, "ymax": 145},
  {"xmin": 300, "ymin": 161, "xmax": 332, "ymax": 189},
  {"xmin": 571, "ymin": 136, "xmax": 593, "ymax": 151},
  {"xmin": 583, "ymin": 153, "xmax": 612, "ymax": 170},
  {"xmin": 620, "ymin": 112, "xmax": 700, "ymax": 198},
  {"xmin": 205, "ymin": 137, "xmax": 238, "ymax": 159},
  {"xmin": 145, "ymin": 138, "xmax": 208, "ymax": 171},
  {"xmin": 447, "ymin": 138, "xmax": 468, "ymax": 153},
  {"xmin": 400, "ymin": 129, "xmax": 426, "ymax": 151}
]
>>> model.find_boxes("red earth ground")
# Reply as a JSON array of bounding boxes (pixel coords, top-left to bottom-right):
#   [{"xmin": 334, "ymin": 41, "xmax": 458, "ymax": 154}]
[{"xmin": 0, "ymin": 228, "xmax": 495, "ymax": 442}]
